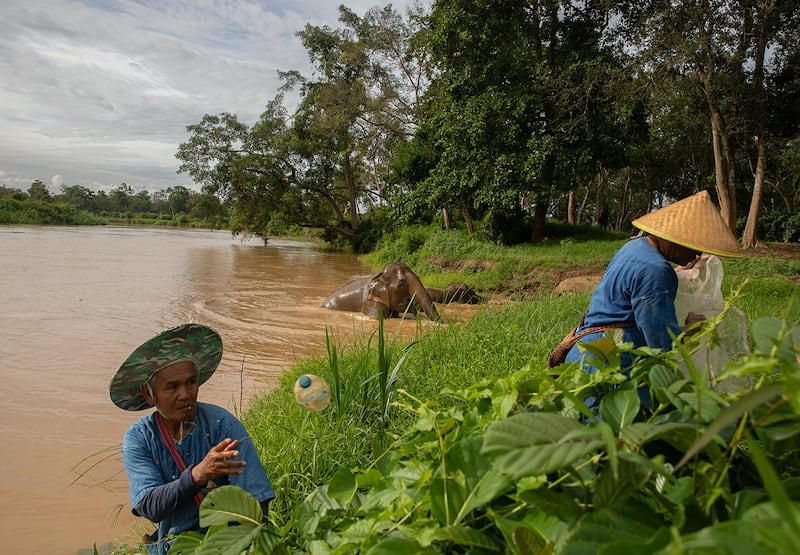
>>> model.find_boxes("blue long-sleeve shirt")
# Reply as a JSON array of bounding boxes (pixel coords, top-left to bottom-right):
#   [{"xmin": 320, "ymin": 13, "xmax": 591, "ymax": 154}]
[
  {"xmin": 122, "ymin": 402, "xmax": 275, "ymax": 554},
  {"xmin": 566, "ymin": 237, "xmax": 682, "ymax": 370}
]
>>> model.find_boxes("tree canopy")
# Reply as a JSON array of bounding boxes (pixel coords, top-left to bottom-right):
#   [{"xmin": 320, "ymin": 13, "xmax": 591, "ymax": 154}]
[{"xmin": 173, "ymin": 1, "xmax": 800, "ymax": 248}]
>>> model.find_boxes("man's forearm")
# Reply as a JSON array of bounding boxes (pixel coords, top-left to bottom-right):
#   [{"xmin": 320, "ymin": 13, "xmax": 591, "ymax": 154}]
[{"xmin": 132, "ymin": 466, "xmax": 202, "ymax": 522}]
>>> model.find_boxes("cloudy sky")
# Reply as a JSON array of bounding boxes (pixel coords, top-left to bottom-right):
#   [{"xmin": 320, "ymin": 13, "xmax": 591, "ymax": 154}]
[{"xmin": 0, "ymin": 0, "xmax": 424, "ymax": 194}]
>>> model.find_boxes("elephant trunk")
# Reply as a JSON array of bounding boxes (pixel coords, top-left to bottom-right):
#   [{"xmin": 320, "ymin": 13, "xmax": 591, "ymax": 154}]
[{"xmin": 406, "ymin": 271, "xmax": 440, "ymax": 321}]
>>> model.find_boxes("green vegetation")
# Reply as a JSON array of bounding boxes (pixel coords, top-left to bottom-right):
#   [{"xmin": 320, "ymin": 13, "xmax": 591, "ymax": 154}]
[
  {"xmin": 179, "ymin": 309, "xmax": 800, "ymax": 553},
  {"xmin": 6, "ymin": 3, "xmax": 800, "ymax": 253},
  {"xmin": 139, "ymin": 230, "xmax": 796, "ymax": 554},
  {"xmin": 0, "ymin": 181, "xmax": 237, "ymax": 231},
  {"xmin": 172, "ymin": 2, "xmax": 799, "ymax": 252},
  {"xmin": 0, "ymin": 197, "xmax": 106, "ymax": 225}
]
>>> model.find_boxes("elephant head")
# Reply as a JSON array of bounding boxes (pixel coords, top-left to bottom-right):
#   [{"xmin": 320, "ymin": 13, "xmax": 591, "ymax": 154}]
[{"xmin": 362, "ymin": 262, "xmax": 440, "ymax": 321}]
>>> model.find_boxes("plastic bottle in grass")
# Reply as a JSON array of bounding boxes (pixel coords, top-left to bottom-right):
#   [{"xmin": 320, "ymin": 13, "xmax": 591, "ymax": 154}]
[{"xmin": 294, "ymin": 374, "xmax": 331, "ymax": 412}]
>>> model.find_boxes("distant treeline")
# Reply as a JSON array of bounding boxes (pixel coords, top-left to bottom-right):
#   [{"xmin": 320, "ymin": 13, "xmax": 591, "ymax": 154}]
[{"xmin": 0, "ymin": 181, "xmax": 228, "ymax": 229}]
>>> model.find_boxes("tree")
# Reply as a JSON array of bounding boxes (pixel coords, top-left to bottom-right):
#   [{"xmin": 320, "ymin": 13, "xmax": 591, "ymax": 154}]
[
  {"xmin": 740, "ymin": 0, "xmax": 799, "ymax": 247},
  {"xmin": 189, "ymin": 191, "xmax": 223, "ymax": 223},
  {"xmin": 27, "ymin": 180, "xmax": 51, "ymax": 202},
  {"xmin": 176, "ymin": 5, "xmax": 429, "ymax": 244},
  {"xmin": 110, "ymin": 183, "xmax": 134, "ymax": 212},
  {"xmin": 420, "ymin": 0, "xmax": 638, "ymax": 241},
  {"xmin": 0, "ymin": 186, "xmax": 27, "ymax": 200},
  {"xmin": 619, "ymin": 0, "xmax": 800, "ymax": 247},
  {"xmin": 166, "ymin": 185, "xmax": 192, "ymax": 217},
  {"xmin": 129, "ymin": 190, "xmax": 153, "ymax": 214},
  {"xmin": 59, "ymin": 184, "xmax": 95, "ymax": 211}
]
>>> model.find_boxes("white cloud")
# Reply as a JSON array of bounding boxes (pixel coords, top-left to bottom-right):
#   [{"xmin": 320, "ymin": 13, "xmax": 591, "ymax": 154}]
[{"xmin": 0, "ymin": 0, "xmax": 425, "ymax": 193}]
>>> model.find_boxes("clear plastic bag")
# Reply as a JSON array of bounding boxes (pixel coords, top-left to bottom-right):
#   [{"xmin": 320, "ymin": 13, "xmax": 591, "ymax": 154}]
[{"xmin": 674, "ymin": 256, "xmax": 750, "ymax": 392}]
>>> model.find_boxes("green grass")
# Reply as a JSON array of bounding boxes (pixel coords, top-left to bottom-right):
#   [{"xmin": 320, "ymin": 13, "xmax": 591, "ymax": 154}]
[
  {"xmin": 243, "ymin": 231, "xmax": 800, "ymax": 531},
  {"xmin": 365, "ymin": 228, "xmax": 627, "ymax": 291}
]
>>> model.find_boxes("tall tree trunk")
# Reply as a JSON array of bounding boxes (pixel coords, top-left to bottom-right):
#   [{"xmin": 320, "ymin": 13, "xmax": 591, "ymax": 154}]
[
  {"xmin": 743, "ymin": 135, "xmax": 766, "ymax": 248},
  {"xmin": 742, "ymin": 0, "xmax": 776, "ymax": 249},
  {"xmin": 708, "ymin": 109, "xmax": 737, "ymax": 229},
  {"xmin": 576, "ymin": 183, "xmax": 591, "ymax": 225},
  {"xmin": 531, "ymin": 201, "xmax": 547, "ymax": 241},
  {"xmin": 460, "ymin": 207, "xmax": 474, "ymax": 234},
  {"xmin": 343, "ymin": 154, "xmax": 359, "ymax": 232},
  {"xmin": 615, "ymin": 174, "xmax": 632, "ymax": 231},
  {"xmin": 442, "ymin": 207, "xmax": 451, "ymax": 230},
  {"xmin": 567, "ymin": 191, "xmax": 575, "ymax": 224},
  {"xmin": 694, "ymin": 0, "xmax": 737, "ymax": 231},
  {"xmin": 531, "ymin": 153, "xmax": 555, "ymax": 241},
  {"xmin": 595, "ymin": 167, "xmax": 607, "ymax": 228}
]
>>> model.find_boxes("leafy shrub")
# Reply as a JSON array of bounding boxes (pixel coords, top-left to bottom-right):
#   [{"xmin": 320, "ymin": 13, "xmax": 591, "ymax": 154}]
[
  {"xmin": 369, "ymin": 224, "xmax": 436, "ymax": 264},
  {"xmin": 478, "ymin": 208, "xmax": 532, "ymax": 245},
  {"xmin": 179, "ymin": 312, "xmax": 800, "ymax": 554},
  {"xmin": 544, "ymin": 219, "xmax": 628, "ymax": 241},
  {"xmin": 0, "ymin": 197, "xmax": 105, "ymax": 225},
  {"xmin": 745, "ymin": 211, "xmax": 800, "ymax": 243}
]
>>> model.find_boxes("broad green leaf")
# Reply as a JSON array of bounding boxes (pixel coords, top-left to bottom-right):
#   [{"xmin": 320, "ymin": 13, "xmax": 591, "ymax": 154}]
[
  {"xmin": 751, "ymin": 317, "xmax": 800, "ymax": 362},
  {"xmin": 295, "ymin": 487, "xmax": 341, "ymax": 537},
  {"xmin": 356, "ymin": 468, "xmax": 384, "ymax": 489},
  {"xmin": 466, "ymin": 469, "xmax": 513, "ymax": 517},
  {"xmin": 743, "ymin": 500, "xmax": 800, "ymax": 521},
  {"xmin": 169, "ymin": 531, "xmax": 204, "ymax": 555},
  {"xmin": 676, "ymin": 390, "xmax": 724, "ymax": 423},
  {"xmin": 491, "ymin": 509, "xmax": 570, "ymax": 551},
  {"xmin": 593, "ymin": 457, "xmax": 651, "ymax": 509},
  {"xmin": 597, "ymin": 526, "xmax": 671, "ymax": 555},
  {"xmin": 253, "ymin": 526, "xmax": 283, "ymax": 554},
  {"xmin": 445, "ymin": 436, "xmax": 491, "ymax": 489},
  {"xmin": 337, "ymin": 516, "xmax": 392, "ymax": 546},
  {"xmin": 517, "ymin": 487, "xmax": 582, "ymax": 522},
  {"xmin": 746, "ymin": 438, "xmax": 800, "ymax": 543},
  {"xmin": 619, "ymin": 451, "xmax": 672, "ymax": 484},
  {"xmin": 599, "ymin": 386, "xmax": 640, "ymax": 435},
  {"xmin": 596, "ymin": 421, "xmax": 618, "ymax": 481},
  {"xmin": 364, "ymin": 535, "xmax": 434, "ymax": 555},
  {"xmin": 654, "ymin": 518, "xmax": 793, "ymax": 555},
  {"xmin": 513, "ymin": 525, "xmax": 554, "ymax": 555},
  {"xmin": 492, "ymin": 377, "xmax": 518, "ymax": 418},
  {"xmin": 675, "ymin": 384, "xmax": 782, "ymax": 470},
  {"xmin": 429, "ymin": 473, "xmax": 466, "ymax": 526},
  {"xmin": 440, "ymin": 436, "xmax": 513, "ymax": 524},
  {"xmin": 649, "ymin": 365, "xmax": 679, "ymax": 390},
  {"xmin": 198, "ymin": 485, "xmax": 262, "ymax": 527},
  {"xmin": 482, "ymin": 413, "xmax": 603, "ymax": 478},
  {"xmin": 196, "ymin": 524, "xmax": 262, "ymax": 554},
  {"xmin": 327, "ymin": 467, "xmax": 357, "ymax": 506},
  {"xmin": 561, "ymin": 499, "xmax": 665, "ymax": 555},
  {"xmin": 620, "ymin": 422, "xmax": 696, "ymax": 451},
  {"xmin": 307, "ymin": 539, "xmax": 333, "ymax": 555},
  {"xmin": 434, "ymin": 525, "xmax": 502, "ymax": 550}
]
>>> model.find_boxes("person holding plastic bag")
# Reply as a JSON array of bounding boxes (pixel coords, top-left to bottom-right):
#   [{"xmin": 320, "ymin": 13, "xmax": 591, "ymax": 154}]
[
  {"xmin": 674, "ymin": 255, "xmax": 750, "ymax": 392},
  {"xmin": 548, "ymin": 191, "xmax": 742, "ymax": 408}
]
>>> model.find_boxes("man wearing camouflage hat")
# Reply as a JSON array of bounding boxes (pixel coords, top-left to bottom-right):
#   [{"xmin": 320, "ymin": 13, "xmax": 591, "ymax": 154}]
[{"xmin": 110, "ymin": 323, "xmax": 275, "ymax": 554}]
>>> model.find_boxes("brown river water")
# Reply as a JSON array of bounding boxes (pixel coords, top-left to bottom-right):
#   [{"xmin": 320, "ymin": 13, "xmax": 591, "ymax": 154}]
[{"xmin": 0, "ymin": 225, "xmax": 456, "ymax": 554}]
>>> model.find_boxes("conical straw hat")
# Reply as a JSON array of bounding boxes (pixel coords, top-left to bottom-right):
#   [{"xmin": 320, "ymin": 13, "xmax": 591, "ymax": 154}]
[{"xmin": 632, "ymin": 191, "xmax": 742, "ymax": 257}]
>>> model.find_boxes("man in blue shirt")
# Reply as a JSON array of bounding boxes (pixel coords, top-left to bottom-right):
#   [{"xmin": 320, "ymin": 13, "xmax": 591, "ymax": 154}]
[
  {"xmin": 110, "ymin": 324, "xmax": 275, "ymax": 554},
  {"xmin": 555, "ymin": 191, "xmax": 742, "ymax": 406}
]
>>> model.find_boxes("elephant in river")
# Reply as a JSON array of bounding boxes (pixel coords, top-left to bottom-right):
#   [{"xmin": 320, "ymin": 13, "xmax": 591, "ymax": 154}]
[{"xmin": 322, "ymin": 262, "xmax": 482, "ymax": 320}]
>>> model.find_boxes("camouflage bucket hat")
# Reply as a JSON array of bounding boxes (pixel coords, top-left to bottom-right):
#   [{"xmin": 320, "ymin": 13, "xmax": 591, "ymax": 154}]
[{"xmin": 109, "ymin": 323, "xmax": 223, "ymax": 411}]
